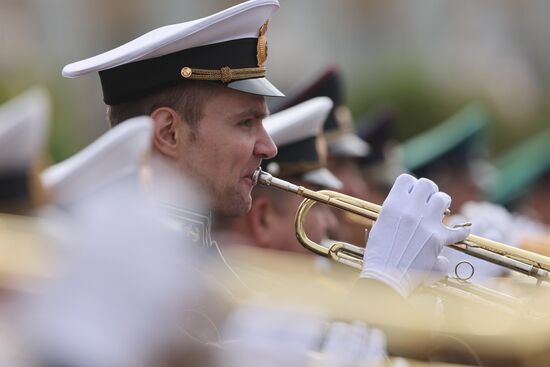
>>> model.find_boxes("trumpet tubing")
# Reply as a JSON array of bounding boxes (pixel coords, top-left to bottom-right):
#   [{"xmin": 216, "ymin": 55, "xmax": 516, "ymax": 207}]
[{"xmin": 254, "ymin": 169, "xmax": 550, "ymax": 284}]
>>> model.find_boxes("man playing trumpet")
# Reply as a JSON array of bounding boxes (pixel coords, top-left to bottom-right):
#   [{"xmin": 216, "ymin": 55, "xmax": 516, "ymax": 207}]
[{"xmin": 61, "ymin": 0, "xmax": 469, "ymax": 299}]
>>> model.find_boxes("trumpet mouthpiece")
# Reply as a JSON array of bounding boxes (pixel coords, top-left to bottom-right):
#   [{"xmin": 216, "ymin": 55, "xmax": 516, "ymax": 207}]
[
  {"xmin": 253, "ymin": 167, "xmax": 272, "ymax": 186},
  {"xmin": 253, "ymin": 168, "xmax": 300, "ymax": 194}
]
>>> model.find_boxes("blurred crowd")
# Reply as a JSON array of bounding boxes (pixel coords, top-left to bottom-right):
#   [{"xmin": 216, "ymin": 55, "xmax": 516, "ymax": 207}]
[{"xmin": 1, "ymin": 1, "xmax": 549, "ymax": 366}]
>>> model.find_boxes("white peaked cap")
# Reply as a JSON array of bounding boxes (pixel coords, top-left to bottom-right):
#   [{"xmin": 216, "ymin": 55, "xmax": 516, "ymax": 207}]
[
  {"xmin": 328, "ymin": 133, "xmax": 371, "ymax": 158},
  {"xmin": 62, "ymin": 0, "xmax": 283, "ymax": 103},
  {"xmin": 0, "ymin": 87, "xmax": 50, "ymax": 172},
  {"xmin": 263, "ymin": 97, "xmax": 343, "ymax": 190},
  {"xmin": 302, "ymin": 168, "xmax": 343, "ymax": 191},
  {"xmin": 42, "ymin": 117, "xmax": 152, "ymax": 206},
  {"xmin": 265, "ymin": 96, "xmax": 332, "ymax": 146}
]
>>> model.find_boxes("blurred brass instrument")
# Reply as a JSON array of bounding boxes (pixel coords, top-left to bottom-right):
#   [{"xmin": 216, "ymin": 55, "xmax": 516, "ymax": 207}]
[{"xmin": 253, "ymin": 168, "xmax": 550, "ymax": 309}]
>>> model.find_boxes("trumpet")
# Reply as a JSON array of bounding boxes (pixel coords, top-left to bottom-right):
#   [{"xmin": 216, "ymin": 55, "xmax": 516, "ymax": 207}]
[{"xmin": 253, "ymin": 168, "xmax": 550, "ymax": 287}]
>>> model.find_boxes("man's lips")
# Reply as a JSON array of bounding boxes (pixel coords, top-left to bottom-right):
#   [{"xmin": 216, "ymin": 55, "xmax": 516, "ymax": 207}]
[
  {"xmin": 242, "ymin": 166, "xmax": 261, "ymax": 186},
  {"xmin": 241, "ymin": 174, "xmax": 254, "ymax": 186}
]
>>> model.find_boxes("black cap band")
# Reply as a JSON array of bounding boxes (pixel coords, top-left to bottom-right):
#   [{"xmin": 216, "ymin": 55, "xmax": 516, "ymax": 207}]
[
  {"xmin": 99, "ymin": 38, "xmax": 260, "ymax": 104},
  {"xmin": 270, "ymin": 68, "xmax": 343, "ymax": 133},
  {"xmin": 0, "ymin": 171, "xmax": 30, "ymax": 200},
  {"xmin": 262, "ymin": 136, "xmax": 321, "ymax": 176}
]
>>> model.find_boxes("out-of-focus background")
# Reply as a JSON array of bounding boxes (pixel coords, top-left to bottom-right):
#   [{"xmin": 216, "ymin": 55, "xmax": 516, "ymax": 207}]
[{"xmin": 1, "ymin": 0, "xmax": 549, "ymax": 162}]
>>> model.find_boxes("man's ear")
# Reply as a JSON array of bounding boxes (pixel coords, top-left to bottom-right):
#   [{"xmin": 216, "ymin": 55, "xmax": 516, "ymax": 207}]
[
  {"xmin": 150, "ymin": 107, "xmax": 182, "ymax": 159},
  {"xmin": 248, "ymin": 197, "xmax": 275, "ymax": 248}
]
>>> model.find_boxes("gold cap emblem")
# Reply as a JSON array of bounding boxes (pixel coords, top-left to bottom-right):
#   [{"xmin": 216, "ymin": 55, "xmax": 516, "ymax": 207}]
[{"xmin": 257, "ymin": 21, "xmax": 269, "ymax": 67}]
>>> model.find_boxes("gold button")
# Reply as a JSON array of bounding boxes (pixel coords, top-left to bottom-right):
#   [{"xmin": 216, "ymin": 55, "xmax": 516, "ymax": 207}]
[{"xmin": 181, "ymin": 67, "xmax": 192, "ymax": 78}]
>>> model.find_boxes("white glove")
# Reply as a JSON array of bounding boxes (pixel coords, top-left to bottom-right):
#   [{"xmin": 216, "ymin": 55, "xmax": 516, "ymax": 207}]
[
  {"xmin": 360, "ymin": 174, "xmax": 470, "ymax": 297},
  {"xmin": 424, "ymin": 255, "xmax": 450, "ymax": 286},
  {"xmin": 442, "ymin": 201, "xmax": 517, "ymax": 282},
  {"xmin": 219, "ymin": 305, "xmax": 326, "ymax": 367},
  {"xmin": 461, "ymin": 201, "xmax": 517, "ymax": 245},
  {"xmin": 512, "ymin": 214, "xmax": 550, "ymax": 238},
  {"xmin": 321, "ymin": 321, "xmax": 387, "ymax": 367},
  {"xmin": 220, "ymin": 305, "xmax": 387, "ymax": 367}
]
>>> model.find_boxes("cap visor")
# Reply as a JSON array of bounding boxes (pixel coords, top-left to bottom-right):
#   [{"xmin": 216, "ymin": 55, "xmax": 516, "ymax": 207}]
[
  {"xmin": 228, "ymin": 77, "xmax": 284, "ymax": 97},
  {"xmin": 328, "ymin": 133, "xmax": 370, "ymax": 158},
  {"xmin": 302, "ymin": 168, "xmax": 343, "ymax": 190}
]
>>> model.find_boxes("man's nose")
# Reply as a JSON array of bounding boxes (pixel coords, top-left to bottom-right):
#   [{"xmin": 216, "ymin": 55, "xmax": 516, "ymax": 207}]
[{"xmin": 255, "ymin": 125, "xmax": 277, "ymax": 159}]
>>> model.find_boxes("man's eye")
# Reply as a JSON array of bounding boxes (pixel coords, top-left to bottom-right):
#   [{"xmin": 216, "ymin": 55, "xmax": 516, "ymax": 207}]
[{"xmin": 240, "ymin": 119, "xmax": 253, "ymax": 128}]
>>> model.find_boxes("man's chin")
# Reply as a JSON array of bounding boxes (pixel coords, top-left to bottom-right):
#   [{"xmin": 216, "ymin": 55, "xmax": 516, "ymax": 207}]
[{"xmin": 214, "ymin": 194, "xmax": 251, "ymax": 217}]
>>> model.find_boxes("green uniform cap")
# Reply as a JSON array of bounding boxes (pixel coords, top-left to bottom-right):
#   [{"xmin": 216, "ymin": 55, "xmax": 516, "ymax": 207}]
[
  {"xmin": 401, "ymin": 103, "xmax": 489, "ymax": 175},
  {"xmin": 489, "ymin": 127, "xmax": 550, "ymax": 205}
]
